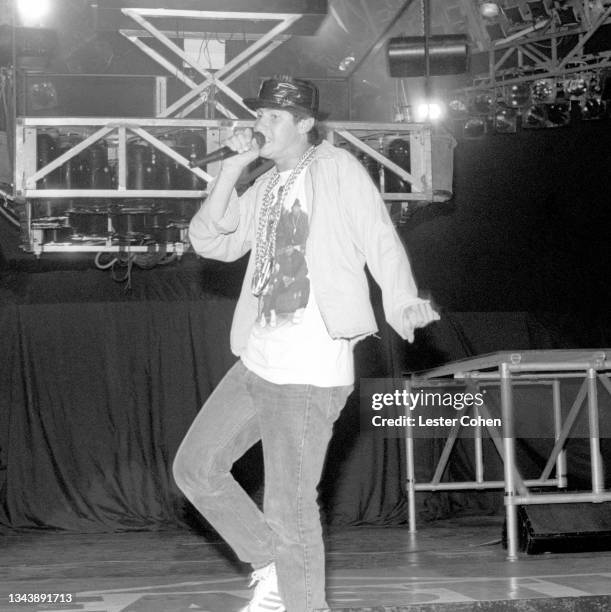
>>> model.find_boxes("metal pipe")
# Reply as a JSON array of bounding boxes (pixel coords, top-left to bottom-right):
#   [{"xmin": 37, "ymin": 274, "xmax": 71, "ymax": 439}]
[
  {"xmin": 404, "ymin": 379, "xmax": 417, "ymax": 533},
  {"xmin": 474, "ymin": 404, "xmax": 484, "ymax": 484},
  {"xmin": 501, "ymin": 362, "xmax": 518, "ymax": 560},
  {"xmin": 552, "ymin": 379, "xmax": 567, "ymax": 489},
  {"xmin": 414, "ymin": 479, "xmax": 558, "ymax": 491},
  {"xmin": 587, "ymin": 368, "xmax": 604, "ymax": 494},
  {"xmin": 514, "ymin": 492, "xmax": 611, "ymax": 505}
]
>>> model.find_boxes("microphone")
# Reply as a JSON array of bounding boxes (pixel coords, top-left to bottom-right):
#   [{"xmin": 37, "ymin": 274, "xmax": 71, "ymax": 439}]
[{"xmin": 189, "ymin": 131, "xmax": 265, "ymax": 168}]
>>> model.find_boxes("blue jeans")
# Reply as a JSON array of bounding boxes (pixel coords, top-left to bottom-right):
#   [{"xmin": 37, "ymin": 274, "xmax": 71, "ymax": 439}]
[{"xmin": 173, "ymin": 360, "xmax": 353, "ymax": 612}]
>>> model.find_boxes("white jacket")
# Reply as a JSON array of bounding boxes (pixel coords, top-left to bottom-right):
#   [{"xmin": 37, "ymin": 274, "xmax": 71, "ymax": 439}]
[{"xmin": 189, "ymin": 141, "xmax": 423, "ymax": 356}]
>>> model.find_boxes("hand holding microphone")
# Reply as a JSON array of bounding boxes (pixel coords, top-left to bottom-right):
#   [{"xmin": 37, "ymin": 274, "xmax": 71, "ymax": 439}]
[{"xmin": 190, "ymin": 129, "xmax": 265, "ymax": 170}]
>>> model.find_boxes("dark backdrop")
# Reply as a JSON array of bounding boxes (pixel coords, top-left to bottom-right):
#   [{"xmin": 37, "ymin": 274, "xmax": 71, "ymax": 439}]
[{"xmin": 1, "ymin": 120, "xmax": 610, "ymax": 532}]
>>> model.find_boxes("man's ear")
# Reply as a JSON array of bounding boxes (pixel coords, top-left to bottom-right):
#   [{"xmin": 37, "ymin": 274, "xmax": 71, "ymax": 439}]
[{"xmin": 299, "ymin": 116, "xmax": 315, "ymax": 134}]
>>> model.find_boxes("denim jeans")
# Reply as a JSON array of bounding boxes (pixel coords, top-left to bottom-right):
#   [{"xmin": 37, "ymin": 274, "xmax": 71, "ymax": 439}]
[{"xmin": 173, "ymin": 360, "xmax": 353, "ymax": 612}]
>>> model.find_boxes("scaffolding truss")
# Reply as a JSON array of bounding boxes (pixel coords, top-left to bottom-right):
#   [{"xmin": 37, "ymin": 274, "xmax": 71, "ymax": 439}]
[
  {"xmin": 119, "ymin": 8, "xmax": 302, "ymax": 119},
  {"xmin": 459, "ymin": 2, "xmax": 611, "ymax": 92}
]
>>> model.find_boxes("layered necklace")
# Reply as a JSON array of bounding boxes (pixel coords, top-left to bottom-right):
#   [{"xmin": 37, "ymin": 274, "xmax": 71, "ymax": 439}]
[{"xmin": 251, "ymin": 144, "xmax": 317, "ymax": 296}]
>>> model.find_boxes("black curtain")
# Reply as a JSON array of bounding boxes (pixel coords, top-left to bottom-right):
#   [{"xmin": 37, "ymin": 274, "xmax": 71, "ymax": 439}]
[{"xmin": 0, "ymin": 264, "xmax": 239, "ymax": 531}]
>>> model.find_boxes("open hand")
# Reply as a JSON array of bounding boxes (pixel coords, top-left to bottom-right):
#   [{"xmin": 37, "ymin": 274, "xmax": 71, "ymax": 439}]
[{"xmin": 402, "ymin": 300, "xmax": 440, "ymax": 343}]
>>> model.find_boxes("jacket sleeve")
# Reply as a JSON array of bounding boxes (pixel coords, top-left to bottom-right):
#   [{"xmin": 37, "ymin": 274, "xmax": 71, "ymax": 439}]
[
  {"xmin": 188, "ymin": 182, "xmax": 257, "ymax": 262},
  {"xmin": 339, "ymin": 152, "xmax": 424, "ymax": 339}
]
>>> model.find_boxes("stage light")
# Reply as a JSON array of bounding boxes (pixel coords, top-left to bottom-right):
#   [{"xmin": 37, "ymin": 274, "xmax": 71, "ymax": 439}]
[
  {"xmin": 531, "ymin": 78, "xmax": 556, "ymax": 103},
  {"xmin": 17, "ymin": 0, "xmax": 52, "ymax": 25},
  {"xmin": 565, "ymin": 77, "xmax": 588, "ymax": 97},
  {"xmin": 472, "ymin": 93, "xmax": 493, "ymax": 114},
  {"xmin": 27, "ymin": 80, "xmax": 58, "ymax": 110},
  {"xmin": 508, "ymin": 83, "xmax": 531, "ymax": 107},
  {"xmin": 588, "ymin": 75, "xmax": 602, "ymax": 96},
  {"xmin": 338, "ymin": 53, "xmax": 355, "ymax": 72},
  {"xmin": 546, "ymin": 101, "xmax": 570, "ymax": 126},
  {"xmin": 463, "ymin": 117, "xmax": 486, "ymax": 138},
  {"xmin": 555, "ymin": 5, "xmax": 579, "ymax": 26},
  {"xmin": 527, "ymin": 1, "xmax": 549, "ymax": 21},
  {"xmin": 448, "ymin": 97, "xmax": 469, "ymax": 119},
  {"xmin": 480, "ymin": 2, "xmax": 501, "ymax": 18},
  {"xmin": 494, "ymin": 107, "xmax": 518, "ymax": 132},
  {"xmin": 503, "ymin": 5, "xmax": 526, "ymax": 26},
  {"xmin": 414, "ymin": 102, "xmax": 444, "ymax": 122},
  {"xmin": 581, "ymin": 97, "xmax": 606, "ymax": 120},
  {"xmin": 522, "ymin": 104, "xmax": 548, "ymax": 128}
]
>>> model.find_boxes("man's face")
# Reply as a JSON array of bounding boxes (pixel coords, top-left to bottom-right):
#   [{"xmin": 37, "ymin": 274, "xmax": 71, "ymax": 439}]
[{"xmin": 254, "ymin": 107, "xmax": 311, "ymax": 162}]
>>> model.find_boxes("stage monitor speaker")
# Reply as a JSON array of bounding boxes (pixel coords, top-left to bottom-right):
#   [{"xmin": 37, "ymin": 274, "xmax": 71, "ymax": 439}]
[
  {"xmin": 387, "ymin": 35, "xmax": 470, "ymax": 77},
  {"xmin": 507, "ymin": 502, "xmax": 611, "ymax": 554},
  {"xmin": 19, "ymin": 73, "xmax": 161, "ymax": 117},
  {"xmin": 0, "ymin": 25, "xmax": 58, "ymax": 67}
]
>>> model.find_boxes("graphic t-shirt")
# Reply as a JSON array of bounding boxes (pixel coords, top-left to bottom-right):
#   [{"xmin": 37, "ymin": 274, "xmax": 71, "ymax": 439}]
[{"xmin": 241, "ymin": 169, "xmax": 354, "ymax": 387}]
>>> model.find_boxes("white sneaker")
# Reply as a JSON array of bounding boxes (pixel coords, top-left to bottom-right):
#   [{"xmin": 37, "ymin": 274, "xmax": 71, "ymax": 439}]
[{"xmin": 239, "ymin": 562, "xmax": 286, "ymax": 611}]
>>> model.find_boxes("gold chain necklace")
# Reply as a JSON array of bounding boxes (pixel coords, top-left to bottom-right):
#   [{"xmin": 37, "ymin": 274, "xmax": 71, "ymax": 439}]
[{"xmin": 251, "ymin": 145, "xmax": 317, "ymax": 296}]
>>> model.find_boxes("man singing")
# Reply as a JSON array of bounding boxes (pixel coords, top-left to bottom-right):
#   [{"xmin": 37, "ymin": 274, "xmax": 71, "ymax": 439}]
[{"xmin": 173, "ymin": 76, "xmax": 439, "ymax": 612}]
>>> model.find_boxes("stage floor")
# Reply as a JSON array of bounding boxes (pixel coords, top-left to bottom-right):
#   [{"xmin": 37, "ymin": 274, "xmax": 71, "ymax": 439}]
[{"xmin": 1, "ymin": 516, "xmax": 611, "ymax": 611}]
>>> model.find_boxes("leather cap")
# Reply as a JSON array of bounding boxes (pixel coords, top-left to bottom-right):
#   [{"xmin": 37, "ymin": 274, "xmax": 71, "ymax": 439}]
[{"xmin": 244, "ymin": 76, "xmax": 326, "ymax": 118}]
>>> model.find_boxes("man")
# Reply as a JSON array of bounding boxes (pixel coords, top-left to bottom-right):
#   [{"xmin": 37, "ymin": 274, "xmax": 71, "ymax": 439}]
[{"xmin": 173, "ymin": 76, "xmax": 439, "ymax": 612}]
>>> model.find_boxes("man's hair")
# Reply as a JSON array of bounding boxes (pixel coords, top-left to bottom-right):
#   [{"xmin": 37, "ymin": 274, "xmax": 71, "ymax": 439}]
[{"xmin": 289, "ymin": 109, "xmax": 326, "ymax": 145}]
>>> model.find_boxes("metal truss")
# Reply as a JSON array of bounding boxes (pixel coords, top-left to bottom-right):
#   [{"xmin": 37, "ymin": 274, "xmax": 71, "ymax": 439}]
[
  {"xmin": 16, "ymin": 117, "xmax": 437, "ymax": 254},
  {"xmin": 462, "ymin": 4, "xmax": 611, "ymax": 92},
  {"xmin": 119, "ymin": 8, "xmax": 302, "ymax": 119},
  {"xmin": 17, "ymin": 118, "xmax": 434, "ymax": 201},
  {"xmin": 407, "ymin": 349, "xmax": 611, "ymax": 559}
]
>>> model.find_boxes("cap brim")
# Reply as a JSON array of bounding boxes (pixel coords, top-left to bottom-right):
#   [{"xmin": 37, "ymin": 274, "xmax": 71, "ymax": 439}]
[{"xmin": 243, "ymin": 97, "xmax": 328, "ymax": 120}]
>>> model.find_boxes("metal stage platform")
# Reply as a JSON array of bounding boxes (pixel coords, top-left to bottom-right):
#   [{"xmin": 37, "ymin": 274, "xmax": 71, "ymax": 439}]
[{"xmin": 406, "ymin": 349, "xmax": 611, "ymax": 560}]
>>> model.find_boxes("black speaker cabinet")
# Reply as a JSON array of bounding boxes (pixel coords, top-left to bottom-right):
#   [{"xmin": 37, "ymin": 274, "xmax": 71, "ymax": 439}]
[
  {"xmin": 387, "ymin": 35, "xmax": 469, "ymax": 77},
  {"xmin": 505, "ymin": 502, "xmax": 611, "ymax": 554}
]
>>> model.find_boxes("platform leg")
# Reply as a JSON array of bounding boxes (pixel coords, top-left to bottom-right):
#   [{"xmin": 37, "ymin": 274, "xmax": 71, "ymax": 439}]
[
  {"xmin": 501, "ymin": 362, "xmax": 518, "ymax": 560},
  {"xmin": 552, "ymin": 379, "xmax": 567, "ymax": 489},
  {"xmin": 587, "ymin": 368, "xmax": 604, "ymax": 495},
  {"xmin": 405, "ymin": 379, "xmax": 417, "ymax": 533}
]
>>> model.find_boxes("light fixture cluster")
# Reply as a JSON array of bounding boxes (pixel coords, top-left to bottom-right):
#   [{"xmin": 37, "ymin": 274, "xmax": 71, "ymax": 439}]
[
  {"xmin": 447, "ymin": 70, "xmax": 608, "ymax": 136},
  {"xmin": 478, "ymin": 0, "xmax": 585, "ymax": 42}
]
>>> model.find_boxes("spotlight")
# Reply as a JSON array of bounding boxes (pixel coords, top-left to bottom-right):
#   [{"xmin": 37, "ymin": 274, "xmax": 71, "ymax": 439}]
[
  {"xmin": 555, "ymin": 5, "xmax": 579, "ymax": 26},
  {"xmin": 448, "ymin": 97, "xmax": 469, "ymax": 119},
  {"xmin": 588, "ymin": 75, "xmax": 602, "ymax": 96},
  {"xmin": 338, "ymin": 53, "xmax": 356, "ymax": 72},
  {"xmin": 27, "ymin": 80, "xmax": 58, "ymax": 110},
  {"xmin": 581, "ymin": 97, "xmax": 606, "ymax": 120},
  {"xmin": 508, "ymin": 83, "xmax": 531, "ymax": 107},
  {"xmin": 527, "ymin": 1, "xmax": 549, "ymax": 20},
  {"xmin": 463, "ymin": 117, "xmax": 487, "ymax": 138},
  {"xmin": 564, "ymin": 77, "xmax": 588, "ymax": 97},
  {"xmin": 414, "ymin": 102, "xmax": 445, "ymax": 122},
  {"xmin": 17, "ymin": 0, "xmax": 51, "ymax": 25},
  {"xmin": 480, "ymin": 2, "xmax": 501, "ymax": 18},
  {"xmin": 494, "ymin": 107, "xmax": 518, "ymax": 132},
  {"xmin": 546, "ymin": 102, "xmax": 570, "ymax": 126},
  {"xmin": 522, "ymin": 104, "xmax": 548, "ymax": 128},
  {"xmin": 531, "ymin": 78, "xmax": 556, "ymax": 103},
  {"xmin": 472, "ymin": 93, "xmax": 493, "ymax": 114},
  {"xmin": 503, "ymin": 5, "xmax": 526, "ymax": 26}
]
